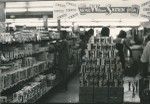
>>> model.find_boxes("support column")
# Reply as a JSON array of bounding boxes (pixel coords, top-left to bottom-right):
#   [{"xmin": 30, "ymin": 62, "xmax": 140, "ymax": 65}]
[
  {"xmin": 0, "ymin": 2, "xmax": 6, "ymax": 32},
  {"xmin": 43, "ymin": 15, "xmax": 48, "ymax": 30},
  {"xmin": 0, "ymin": 2, "xmax": 5, "ymax": 97}
]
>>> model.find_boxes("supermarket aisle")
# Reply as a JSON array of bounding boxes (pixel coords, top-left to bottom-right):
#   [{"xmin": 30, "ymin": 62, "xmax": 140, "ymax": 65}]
[{"xmin": 43, "ymin": 75, "xmax": 79, "ymax": 103}]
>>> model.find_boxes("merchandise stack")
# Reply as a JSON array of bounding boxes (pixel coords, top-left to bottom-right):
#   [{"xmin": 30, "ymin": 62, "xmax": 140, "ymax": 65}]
[{"xmin": 79, "ymin": 37, "xmax": 124, "ymax": 103}]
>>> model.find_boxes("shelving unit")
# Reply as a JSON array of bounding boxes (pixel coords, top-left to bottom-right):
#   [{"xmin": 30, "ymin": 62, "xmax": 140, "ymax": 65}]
[
  {"xmin": 0, "ymin": 30, "xmax": 81, "ymax": 103},
  {"xmin": 0, "ymin": 31, "xmax": 56, "ymax": 103}
]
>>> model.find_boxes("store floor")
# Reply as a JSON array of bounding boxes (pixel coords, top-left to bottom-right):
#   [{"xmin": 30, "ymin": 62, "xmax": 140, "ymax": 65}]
[
  {"xmin": 39, "ymin": 75, "xmax": 140, "ymax": 103},
  {"xmin": 42, "ymin": 75, "xmax": 79, "ymax": 103}
]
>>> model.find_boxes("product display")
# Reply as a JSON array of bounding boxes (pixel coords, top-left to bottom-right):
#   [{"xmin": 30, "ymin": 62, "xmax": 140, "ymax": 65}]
[
  {"xmin": 46, "ymin": 73, "xmax": 56, "ymax": 87},
  {"xmin": 79, "ymin": 37, "xmax": 124, "ymax": 103},
  {"xmin": 80, "ymin": 37, "xmax": 123, "ymax": 87}
]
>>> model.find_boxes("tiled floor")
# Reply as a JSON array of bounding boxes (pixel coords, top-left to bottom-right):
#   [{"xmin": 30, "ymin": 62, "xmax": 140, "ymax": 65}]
[{"xmin": 42, "ymin": 75, "xmax": 141, "ymax": 103}]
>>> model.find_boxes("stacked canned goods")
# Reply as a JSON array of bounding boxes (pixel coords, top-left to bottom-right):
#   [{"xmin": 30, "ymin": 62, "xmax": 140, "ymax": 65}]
[{"xmin": 80, "ymin": 37, "xmax": 123, "ymax": 87}]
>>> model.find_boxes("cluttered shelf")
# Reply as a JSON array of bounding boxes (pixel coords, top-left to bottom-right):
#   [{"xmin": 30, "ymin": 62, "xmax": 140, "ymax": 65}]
[{"xmin": 0, "ymin": 61, "xmax": 53, "ymax": 92}]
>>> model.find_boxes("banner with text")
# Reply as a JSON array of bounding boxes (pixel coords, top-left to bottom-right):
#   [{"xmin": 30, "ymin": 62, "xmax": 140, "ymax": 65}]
[
  {"xmin": 53, "ymin": 1, "xmax": 141, "ymax": 20},
  {"xmin": 53, "ymin": 0, "xmax": 150, "ymax": 19}
]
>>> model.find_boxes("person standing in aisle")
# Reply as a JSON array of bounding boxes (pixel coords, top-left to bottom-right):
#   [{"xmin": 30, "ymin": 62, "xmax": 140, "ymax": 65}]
[
  {"xmin": 116, "ymin": 31, "xmax": 131, "ymax": 71},
  {"xmin": 140, "ymin": 35, "xmax": 150, "ymax": 77},
  {"xmin": 87, "ymin": 29, "xmax": 94, "ymax": 44},
  {"xmin": 58, "ymin": 30, "xmax": 69, "ymax": 91},
  {"xmin": 116, "ymin": 30, "xmax": 127, "ymax": 70},
  {"xmin": 139, "ymin": 35, "xmax": 150, "ymax": 102}
]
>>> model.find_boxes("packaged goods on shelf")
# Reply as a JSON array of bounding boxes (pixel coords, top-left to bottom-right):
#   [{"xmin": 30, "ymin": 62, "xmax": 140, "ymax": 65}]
[
  {"xmin": 49, "ymin": 32, "xmax": 60, "ymax": 40},
  {"xmin": 36, "ymin": 30, "xmax": 50, "ymax": 40},
  {"xmin": 0, "ymin": 33, "xmax": 13, "ymax": 43},
  {"xmin": 0, "ymin": 96, "xmax": 7, "ymax": 103},
  {"xmin": 36, "ymin": 52, "xmax": 49, "ymax": 61},
  {"xmin": 0, "ymin": 61, "xmax": 49, "ymax": 91},
  {"xmin": 46, "ymin": 73, "xmax": 56, "ymax": 87},
  {"xmin": 13, "ymin": 30, "xmax": 36, "ymax": 42},
  {"xmin": 22, "ymin": 57, "xmax": 36, "ymax": 67},
  {"xmin": 19, "ymin": 69, "xmax": 27, "ymax": 81},
  {"xmin": 12, "ymin": 79, "xmax": 47, "ymax": 103},
  {"xmin": 47, "ymin": 53, "xmax": 55, "ymax": 64},
  {"xmin": 0, "ymin": 66, "xmax": 11, "ymax": 73},
  {"xmin": 33, "ymin": 44, "xmax": 40, "ymax": 52}
]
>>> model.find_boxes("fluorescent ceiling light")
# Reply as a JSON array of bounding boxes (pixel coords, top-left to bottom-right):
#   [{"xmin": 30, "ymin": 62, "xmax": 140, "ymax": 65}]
[
  {"xmin": 29, "ymin": 1, "xmax": 53, "ymax": 7},
  {"xmin": 28, "ymin": 8, "xmax": 53, "ymax": 12},
  {"xmin": 6, "ymin": 2, "xmax": 26, "ymax": 8},
  {"xmin": 6, "ymin": 8, "xmax": 26, "ymax": 12}
]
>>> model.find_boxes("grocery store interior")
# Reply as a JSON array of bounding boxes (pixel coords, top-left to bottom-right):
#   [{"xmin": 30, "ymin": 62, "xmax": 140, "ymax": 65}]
[{"xmin": 0, "ymin": 0, "xmax": 150, "ymax": 104}]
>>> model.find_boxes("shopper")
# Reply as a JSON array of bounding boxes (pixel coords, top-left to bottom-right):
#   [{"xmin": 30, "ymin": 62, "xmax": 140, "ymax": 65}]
[
  {"xmin": 116, "ymin": 30, "xmax": 127, "ymax": 70},
  {"xmin": 139, "ymin": 35, "xmax": 150, "ymax": 100},
  {"xmin": 58, "ymin": 30, "xmax": 69, "ymax": 91},
  {"xmin": 87, "ymin": 29, "xmax": 94, "ymax": 43},
  {"xmin": 101, "ymin": 27, "xmax": 110, "ymax": 37},
  {"xmin": 79, "ymin": 33, "xmax": 87, "ymax": 57},
  {"xmin": 116, "ymin": 30, "xmax": 133, "ymax": 76},
  {"xmin": 140, "ymin": 35, "xmax": 150, "ymax": 77}
]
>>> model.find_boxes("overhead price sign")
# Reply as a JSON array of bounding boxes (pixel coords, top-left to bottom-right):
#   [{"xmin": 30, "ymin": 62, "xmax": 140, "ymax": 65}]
[{"xmin": 53, "ymin": 2, "xmax": 79, "ymax": 20}]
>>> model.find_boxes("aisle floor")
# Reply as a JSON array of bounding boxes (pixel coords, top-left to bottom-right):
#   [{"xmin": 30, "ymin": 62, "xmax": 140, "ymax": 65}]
[
  {"xmin": 42, "ymin": 75, "xmax": 140, "ymax": 103},
  {"xmin": 44, "ymin": 75, "xmax": 79, "ymax": 103}
]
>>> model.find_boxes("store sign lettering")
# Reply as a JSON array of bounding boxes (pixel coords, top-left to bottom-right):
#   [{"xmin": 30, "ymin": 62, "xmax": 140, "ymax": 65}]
[
  {"xmin": 66, "ymin": 9, "xmax": 77, "ymax": 12},
  {"xmin": 66, "ymin": 2, "xmax": 76, "ymax": 7},
  {"xmin": 54, "ymin": 10, "xmax": 65, "ymax": 13},
  {"xmin": 78, "ymin": 4, "xmax": 139, "ymax": 15},
  {"xmin": 55, "ymin": 3, "xmax": 65, "ymax": 7},
  {"xmin": 141, "ymin": 1, "xmax": 150, "ymax": 7},
  {"xmin": 68, "ymin": 13, "xmax": 79, "ymax": 19},
  {"xmin": 57, "ymin": 14, "xmax": 67, "ymax": 19}
]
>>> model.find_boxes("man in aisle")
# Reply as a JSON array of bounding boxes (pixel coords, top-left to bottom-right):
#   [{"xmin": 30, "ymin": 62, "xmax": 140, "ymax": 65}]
[
  {"xmin": 140, "ymin": 35, "xmax": 150, "ymax": 77},
  {"xmin": 58, "ymin": 30, "xmax": 69, "ymax": 91},
  {"xmin": 101, "ymin": 27, "xmax": 110, "ymax": 37},
  {"xmin": 116, "ymin": 30, "xmax": 132, "ymax": 76},
  {"xmin": 139, "ymin": 35, "xmax": 150, "ymax": 103}
]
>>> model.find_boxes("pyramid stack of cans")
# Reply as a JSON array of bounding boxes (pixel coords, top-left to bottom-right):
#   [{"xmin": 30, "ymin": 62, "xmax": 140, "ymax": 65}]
[{"xmin": 80, "ymin": 37, "xmax": 123, "ymax": 87}]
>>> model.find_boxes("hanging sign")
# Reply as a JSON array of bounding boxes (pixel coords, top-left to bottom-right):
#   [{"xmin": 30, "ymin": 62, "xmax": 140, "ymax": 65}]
[
  {"xmin": 140, "ymin": 0, "xmax": 150, "ymax": 19},
  {"xmin": 78, "ymin": 4, "xmax": 139, "ymax": 14},
  {"xmin": 53, "ymin": 1, "xmax": 140, "ymax": 20}
]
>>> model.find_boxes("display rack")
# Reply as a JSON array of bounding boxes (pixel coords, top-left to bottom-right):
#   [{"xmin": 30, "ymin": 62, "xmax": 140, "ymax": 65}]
[{"xmin": 79, "ymin": 37, "xmax": 124, "ymax": 103}]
